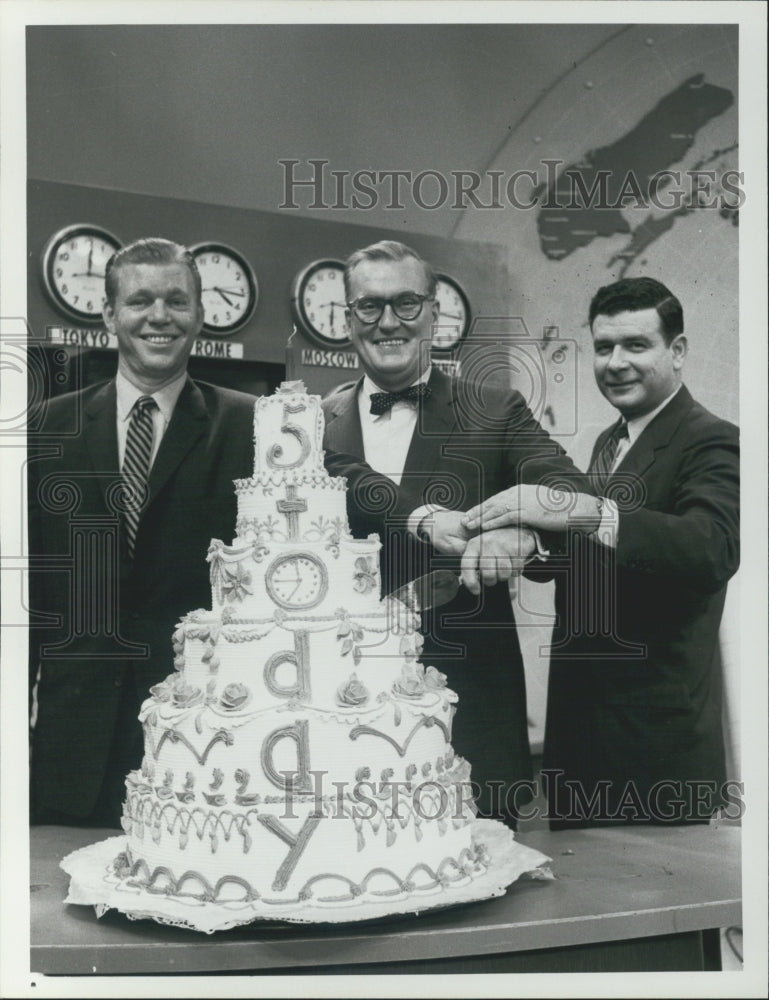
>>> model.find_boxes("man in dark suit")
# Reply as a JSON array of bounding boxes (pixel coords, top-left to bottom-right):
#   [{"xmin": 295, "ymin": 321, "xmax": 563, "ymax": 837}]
[
  {"xmin": 322, "ymin": 240, "xmax": 594, "ymax": 823},
  {"xmin": 465, "ymin": 277, "xmax": 740, "ymax": 826},
  {"xmin": 28, "ymin": 238, "xmax": 257, "ymax": 828}
]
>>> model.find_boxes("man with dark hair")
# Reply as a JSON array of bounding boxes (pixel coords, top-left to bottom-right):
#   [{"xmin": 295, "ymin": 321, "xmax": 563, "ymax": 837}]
[
  {"xmin": 322, "ymin": 240, "xmax": 595, "ymax": 824},
  {"xmin": 465, "ymin": 275, "xmax": 740, "ymax": 826},
  {"xmin": 587, "ymin": 275, "xmax": 683, "ymax": 343},
  {"xmin": 28, "ymin": 237, "xmax": 258, "ymax": 828}
]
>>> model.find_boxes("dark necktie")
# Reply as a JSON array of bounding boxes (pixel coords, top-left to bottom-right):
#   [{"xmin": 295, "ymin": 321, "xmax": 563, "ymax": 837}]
[
  {"xmin": 590, "ymin": 420, "xmax": 628, "ymax": 492},
  {"xmin": 122, "ymin": 395, "xmax": 157, "ymax": 558},
  {"xmin": 369, "ymin": 382, "xmax": 431, "ymax": 416}
]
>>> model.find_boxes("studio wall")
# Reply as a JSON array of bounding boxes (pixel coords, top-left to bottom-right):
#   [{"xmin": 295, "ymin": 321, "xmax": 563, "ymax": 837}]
[{"xmin": 24, "ymin": 20, "xmax": 741, "ymax": 753}]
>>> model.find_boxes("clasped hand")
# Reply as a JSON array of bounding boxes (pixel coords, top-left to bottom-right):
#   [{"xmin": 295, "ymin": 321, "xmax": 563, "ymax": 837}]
[
  {"xmin": 462, "ymin": 484, "xmax": 598, "ymax": 533},
  {"xmin": 418, "ymin": 510, "xmax": 537, "ymax": 594},
  {"xmin": 459, "ymin": 527, "xmax": 538, "ymax": 595}
]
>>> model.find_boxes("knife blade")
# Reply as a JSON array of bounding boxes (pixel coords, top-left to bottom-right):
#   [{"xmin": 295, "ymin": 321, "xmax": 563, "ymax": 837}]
[{"xmin": 388, "ymin": 569, "xmax": 462, "ymax": 613}]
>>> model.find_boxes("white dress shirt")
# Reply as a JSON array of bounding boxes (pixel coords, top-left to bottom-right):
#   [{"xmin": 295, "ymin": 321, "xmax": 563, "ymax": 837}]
[
  {"xmin": 357, "ymin": 370, "xmax": 446, "ymax": 538},
  {"xmin": 357, "ymin": 370, "xmax": 432, "ymax": 486},
  {"xmin": 116, "ymin": 370, "xmax": 187, "ymax": 471},
  {"xmin": 356, "ymin": 370, "xmax": 547, "ymax": 556}
]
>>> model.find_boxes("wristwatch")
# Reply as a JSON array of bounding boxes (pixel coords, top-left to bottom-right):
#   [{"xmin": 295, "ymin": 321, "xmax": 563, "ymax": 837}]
[{"xmin": 588, "ymin": 496, "xmax": 605, "ymax": 534}]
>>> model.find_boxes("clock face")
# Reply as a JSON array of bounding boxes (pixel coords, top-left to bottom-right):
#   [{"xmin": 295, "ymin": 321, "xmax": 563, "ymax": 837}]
[
  {"xmin": 265, "ymin": 553, "xmax": 329, "ymax": 610},
  {"xmin": 433, "ymin": 276, "xmax": 471, "ymax": 352},
  {"xmin": 41, "ymin": 225, "xmax": 121, "ymax": 323},
  {"xmin": 191, "ymin": 243, "xmax": 258, "ymax": 334},
  {"xmin": 292, "ymin": 259, "xmax": 351, "ymax": 347}
]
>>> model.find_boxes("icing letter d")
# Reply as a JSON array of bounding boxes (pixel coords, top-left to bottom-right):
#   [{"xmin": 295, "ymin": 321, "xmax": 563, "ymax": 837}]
[{"xmin": 261, "ymin": 719, "xmax": 313, "ymax": 792}]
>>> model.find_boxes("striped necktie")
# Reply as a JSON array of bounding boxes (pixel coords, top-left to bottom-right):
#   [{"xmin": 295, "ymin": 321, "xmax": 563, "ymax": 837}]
[
  {"xmin": 590, "ymin": 421, "xmax": 628, "ymax": 493},
  {"xmin": 122, "ymin": 395, "xmax": 157, "ymax": 558}
]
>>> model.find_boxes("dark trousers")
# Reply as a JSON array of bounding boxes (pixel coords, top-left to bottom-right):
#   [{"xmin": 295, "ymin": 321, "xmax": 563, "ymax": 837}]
[{"xmin": 31, "ymin": 668, "xmax": 144, "ymax": 830}]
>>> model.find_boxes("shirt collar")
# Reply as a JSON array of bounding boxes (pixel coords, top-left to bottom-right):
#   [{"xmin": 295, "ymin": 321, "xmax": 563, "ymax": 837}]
[
  {"xmin": 361, "ymin": 366, "xmax": 432, "ymax": 403},
  {"xmin": 625, "ymin": 385, "xmax": 681, "ymax": 444},
  {"xmin": 116, "ymin": 370, "xmax": 187, "ymax": 425}
]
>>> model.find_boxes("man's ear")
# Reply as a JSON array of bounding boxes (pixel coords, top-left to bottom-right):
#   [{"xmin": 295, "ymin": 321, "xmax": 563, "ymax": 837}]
[
  {"xmin": 193, "ymin": 301, "xmax": 205, "ymax": 337},
  {"xmin": 671, "ymin": 334, "xmax": 688, "ymax": 370},
  {"xmin": 103, "ymin": 298, "xmax": 115, "ymax": 333}
]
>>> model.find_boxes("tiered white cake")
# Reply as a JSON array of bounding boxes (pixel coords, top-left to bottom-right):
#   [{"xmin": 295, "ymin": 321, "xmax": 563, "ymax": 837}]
[{"xmin": 114, "ymin": 381, "xmax": 487, "ymax": 910}]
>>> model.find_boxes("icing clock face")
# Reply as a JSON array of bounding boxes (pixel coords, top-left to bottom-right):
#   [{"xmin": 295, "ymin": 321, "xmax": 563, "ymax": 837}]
[
  {"xmin": 266, "ymin": 553, "xmax": 329, "ymax": 610},
  {"xmin": 433, "ymin": 275, "xmax": 471, "ymax": 352},
  {"xmin": 292, "ymin": 259, "xmax": 351, "ymax": 348},
  {"xmin": 190, "ymin": 242, "xmax": 258, "ymax": 335},
  {"xmin": 41, "ymin": 224, "xmax": 122, "ymax": 323}
]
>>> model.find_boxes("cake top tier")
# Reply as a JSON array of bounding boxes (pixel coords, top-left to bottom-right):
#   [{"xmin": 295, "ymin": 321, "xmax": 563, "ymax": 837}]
[{"xmin": 253, "ymin": 381, "xmax": 325, "ymax": 477}]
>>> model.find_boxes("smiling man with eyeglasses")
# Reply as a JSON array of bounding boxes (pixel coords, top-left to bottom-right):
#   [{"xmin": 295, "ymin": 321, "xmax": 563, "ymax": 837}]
[
  {"xmin": 345, "ymin": 248, "xmax": 438, "ymax": 394},
  {"xmin": 321, "ymin": 240, "xmax": 593, "ymax": 826}
]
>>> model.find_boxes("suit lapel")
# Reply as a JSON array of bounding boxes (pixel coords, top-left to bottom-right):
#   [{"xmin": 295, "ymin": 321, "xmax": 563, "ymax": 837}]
[
  {"xmin": 323, "ymin": 370, "xmax": 458, "ymax": 483},
  {"xmin": 612, "ymin": 384, "xmax": 694, "ymax": 481},
  {"xmin": 323, "ymin": 378, "xmax": 366, "ymax": 456},
  {"xmin": 147, "ymin": 377, "xmax": 208, "ymax": 504},
  {"xmin": 82, "ymin": 380, "xmax": 120, "ymax": 511},
  {"xmin": 402, "ymin": 367, "xmax": 457, "ymax": 479}
]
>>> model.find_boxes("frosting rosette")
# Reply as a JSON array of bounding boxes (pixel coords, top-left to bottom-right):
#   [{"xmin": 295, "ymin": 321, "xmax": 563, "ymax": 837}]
[
  {"xmin": 424, "ymin": 665, "xmax": 448, "ymax": 690},
  {"xmin": 171, "ymin": 682, "xmax": 203, "ymax": 709},
  {"xmin": 149, "ymin": 678, "xmax": 174, "ymax": 702},
  {"xmin": 393, "ymin": 663, "xmax": 426, "ymax": 699},
  {"xmin": 337, "ymin": 672, "xmax": 369, "ymax": 707},
  {"xmin": 220, "ymin": 682, "xmax": 251, "ymax": 710}
]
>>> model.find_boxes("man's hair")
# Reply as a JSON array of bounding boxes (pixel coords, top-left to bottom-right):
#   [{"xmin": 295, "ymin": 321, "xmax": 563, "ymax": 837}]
[
  {"xmin": 344, "ymin": 240, "xmax": 437, "ymax": 301},
  {"xmin": 104, "ymin": 238, "xmax": 202, "ymax": 307},
  {"xmin": 588, "ymin": 277, "xmax": 683, "ymax": 343}
]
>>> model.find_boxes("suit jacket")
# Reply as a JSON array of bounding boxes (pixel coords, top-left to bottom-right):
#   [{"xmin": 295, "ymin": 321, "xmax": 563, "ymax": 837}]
[
  {"xmin": 543, "ymin": 385, "xmax": 740, "ymax": 826},
  {"xmin": 323, "ymin": 367, "xmax": 588, "ymax": 817},
  {"xmin": 28, "ymin": 377, "xmax": 257, "ymax": 819}
]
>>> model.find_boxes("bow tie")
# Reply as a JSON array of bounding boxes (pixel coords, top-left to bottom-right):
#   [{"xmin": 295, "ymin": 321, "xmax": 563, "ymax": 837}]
[{"xmin": 369, "ymin": 382, "xmax": 431, "ymax": 415}]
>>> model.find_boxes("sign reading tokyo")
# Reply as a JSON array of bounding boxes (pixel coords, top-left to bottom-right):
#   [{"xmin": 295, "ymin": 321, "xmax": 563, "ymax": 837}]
[{"xmin": 47, "ymin": 328, "xmax": 245, "ymax": 359}]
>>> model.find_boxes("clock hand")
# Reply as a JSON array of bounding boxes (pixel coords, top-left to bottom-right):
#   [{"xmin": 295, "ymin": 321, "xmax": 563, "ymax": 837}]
[
  {"xmin": 87, "ymin": 244, "xmax": 93, "ymax": 276},
  {"xmin": 214, "ymin": 286, "xmax": 235, "ymax": 307},
  {"xmin": 438, "ymin": 311, "xmax": 462, "ymax": 320},
  {"xmin": 286, "ymin": 576, "xmax": 303, "ymax": 601}
]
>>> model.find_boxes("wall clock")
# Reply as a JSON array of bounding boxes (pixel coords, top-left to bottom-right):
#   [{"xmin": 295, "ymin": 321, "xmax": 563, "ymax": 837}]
[
  {"xmin": 291, "ymin": 259, "xmax": 351, "ymax": 348},
  {"xmin": 41, "ymin": 224, "xmax": 121, "ymax": 323},
  {"xmin": 265, "ymin": 552, "xmax": 329, "ymax": 610},
  {"xmin": 190, "ymin": 242, "xmax": 258, "ymax": 335},
  {"xmin": 433, "ymin": 274, "xmax": 471, "ymax": 352}
]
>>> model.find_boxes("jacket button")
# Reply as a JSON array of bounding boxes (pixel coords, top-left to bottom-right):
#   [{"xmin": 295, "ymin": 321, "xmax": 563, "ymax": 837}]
[{"xmin": 114, "ymin": 677, "xmax": 123, "ymax": 687}]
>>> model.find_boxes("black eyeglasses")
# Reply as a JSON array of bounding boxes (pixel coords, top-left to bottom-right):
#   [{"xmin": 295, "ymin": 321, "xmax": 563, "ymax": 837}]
[{"xmin": 347, "ymin": 292, "xmax": 434, "ymax": 325}]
